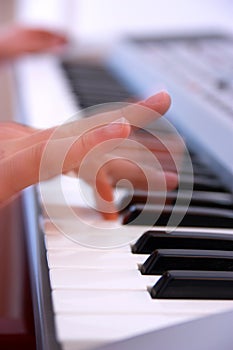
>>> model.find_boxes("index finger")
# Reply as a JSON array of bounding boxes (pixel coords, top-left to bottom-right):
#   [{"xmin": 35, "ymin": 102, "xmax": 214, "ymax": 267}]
[
  {"xmin": 72, "ymin": 91, "xmax": 171, "ymax": 134},
  {"xmin": 11, "ymin": 91, "xmax": 171, "ymax": 150}
]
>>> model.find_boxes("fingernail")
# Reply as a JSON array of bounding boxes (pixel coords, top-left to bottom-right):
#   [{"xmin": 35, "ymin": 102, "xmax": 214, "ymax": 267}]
[
  {"xmin": 144, "ymin": 91, "xmax": 168, "ymax": 106},
  {"xmin": 100, "ymin": 117, "xmax": 129, "ymax": 135},
  {"xmin": 111, "ymin": 117, "xmax": 128, "ymax": 124}
]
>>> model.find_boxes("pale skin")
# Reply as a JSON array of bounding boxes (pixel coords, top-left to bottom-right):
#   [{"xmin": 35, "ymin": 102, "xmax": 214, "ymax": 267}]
[
  {"xmin": 0, "ymin": 26, "xmax": 178, "ymax": 219},
  {"xmin": 0, "ymin": 92, "xmax": 179, "ymax": 219},
  {"xmin": 0, "ymin": 25, "xmax": 67, "ymax": 59}
]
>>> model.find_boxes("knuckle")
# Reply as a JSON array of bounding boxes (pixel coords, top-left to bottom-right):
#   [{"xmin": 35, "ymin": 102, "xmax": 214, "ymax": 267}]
[{"xmin": 79, "ymin": 132, "xmax": 89, "ymax": 153}]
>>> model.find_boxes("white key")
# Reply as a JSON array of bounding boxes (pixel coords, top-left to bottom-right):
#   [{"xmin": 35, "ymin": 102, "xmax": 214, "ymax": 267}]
[
  {"xmin": 16, "ymin": 56, "xmax": 78, "ymax": 128},
  {"xmin": 55, "ymin": 314, "xmax": 204, "ymax": 347},
  {"xmin": 45, "ymin": 234, "xmax": 131, "ymax": 251},
  {"xmin": 52, "ymin": 289, "xmax": 233, "ymax": 315},
  {"xmin": 44, "ymin": 234, "xmax": 87, "ymax": 250},
  {"xmin": 50, "ymin": 268, "xmax": 157, "ymax": 290},
  {"xmin": 47, "ymin": 250, "xmax": 146, "ymax": 269}
]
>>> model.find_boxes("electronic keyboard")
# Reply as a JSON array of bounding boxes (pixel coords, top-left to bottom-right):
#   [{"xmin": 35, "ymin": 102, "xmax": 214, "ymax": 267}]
[{"xmin": 16, "ymin": 33, "xmax": 233, "ymax": 350}]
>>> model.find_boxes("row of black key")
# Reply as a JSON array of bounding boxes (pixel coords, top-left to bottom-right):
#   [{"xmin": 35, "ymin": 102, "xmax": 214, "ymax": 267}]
[
  {"xmin": 120, "ymin": 142, "xmax": 233, "ymax": 228},
  {"xmin": 62, "ymin": 62, "xmax": 233, "ymax": 219},
  {"xmin": 62, "ymin": 62, "xmax": 131, "ymax": 108},
  {"xmin": 132, "ymin": 231, "xmax": 233, "ymax": 299},
  {"xmin": 62, "ymin": 61, "xmax": 233, "ymax": 300},
  {"xmin": 127, "ymin": 121, "xmax": 233, "ymax": 298}
]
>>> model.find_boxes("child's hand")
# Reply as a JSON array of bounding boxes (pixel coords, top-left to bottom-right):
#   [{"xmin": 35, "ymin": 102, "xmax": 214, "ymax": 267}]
[
  {"xmin": 0, "ymin": 25, "xmax": 67, "ymax": 59},
  {"xmin": 0, "ymin": 92, "xmax": 178, "ymax": 220}
]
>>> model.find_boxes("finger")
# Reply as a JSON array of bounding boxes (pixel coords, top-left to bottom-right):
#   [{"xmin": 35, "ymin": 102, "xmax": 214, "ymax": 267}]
[
  {"xmin": 0, "ymin": 122, "xmax": 37, "ymax": 133},
  {"xmin": 22, "ymin": 28, "xmax": 67, "ymax": 46},
  {"xmin": 12, "ymin": 91, "xmax": 171, "ymax": 152},
  {"xmin": 0, "ymin": 122, "xmax": 38, "ymax": 140},
  {"xmin": 73, "ymin": 91, "xmax": 171, "ymax": 133},
  {"xmin": 112, "ymin": 125, "xmax": 185, "ymax": 174},
  {"xmin": 139, "ymin": 92, "xmax": 171, "ymax": 114},
  {"xmin": 0, "ymin": 120, "xmax": 130, "ymax": 203},
  {"xmin": 104, "ymin": 130, "xmax": 182, "ymax": 181},
  {"xmin": 106, "ymin": 159, "xmax": 178, "ymax": 192},
  {"xmin": 94, "ymin": 168, "xmax": 118, "ymax": 220},
  {"xmin": 31, "ymin": 28, "xmax": 68, "ymax": 45},
  {"xmin": 111, "ymin": 147, "xmax": 181, "ymax": 174},
  {"xmin": 130, "ymin": 129, "xmax": 184, "ymax": 154}
]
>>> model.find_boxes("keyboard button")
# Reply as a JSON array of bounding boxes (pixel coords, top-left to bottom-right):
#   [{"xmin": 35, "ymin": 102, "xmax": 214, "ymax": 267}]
[
  {"xmin": 53, "ymin": 289, "xmax": 233, "ymax": 314},
  {"xmin": 119, "ymin": 190, "xmax": 233, "ymax": 210},
  {"xmin": 47, "ymin": 250, "xmax": 145, "ymax": 269},
  {"xmin": 62, "ymin": 63, "xmax": 132, "ymax": 108},
  {"xmin": 150, "ymin": 271, "xmax": 233, "ymax": 299},
  {"xmin": 50, "ymin": 268, "xmax": 157, "ymax": 290},
  {"xmin": 180, "ymin": 174, "xmax": 227, "ymax": 192},
  {"xmin": 123, "ymin": 204, "xmax": 233, "ymax": 228},
  {"xmin": 132, "ymin": 231, "xmax": 233, "ymax": 254},
  {"xmin": 140, "ymin": 249, "xmax": 233, "ymax": 275}
]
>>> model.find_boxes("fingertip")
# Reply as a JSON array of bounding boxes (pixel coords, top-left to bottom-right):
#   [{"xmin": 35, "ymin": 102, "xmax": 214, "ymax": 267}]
[
  {"xmin": 145, "ymin": 91, "xmax": 170, "ymax": 104},
  {"xmin": 101, "ymin": 211, "xmax": 119, "ymax": 221},
  {"xmin": 54, "ymin": 35, "xmax": 68, "ymax": 45},
  {"xmin": 165, "ymin": 171, "xmax": 178, "ymax": 191},
  {"xmin": 141, "ymin": 91, "xmax": 171, "ymax": 114},
  {"xmin": 94, "ymin": 169, "xmax": 119, "ymax": 221}
]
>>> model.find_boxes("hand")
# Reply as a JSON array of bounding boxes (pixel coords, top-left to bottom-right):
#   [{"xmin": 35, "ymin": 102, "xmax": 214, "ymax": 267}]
[
  {"xmin": 0, "ymin": 92, "xmax": 178, "ymax": 219},
  {"xmin": 0, "ymin": 25, "xmax": 67, "ymax": 59}
]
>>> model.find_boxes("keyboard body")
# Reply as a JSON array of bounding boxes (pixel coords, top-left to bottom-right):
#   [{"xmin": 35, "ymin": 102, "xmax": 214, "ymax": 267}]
[
  {"xmin": 107, "ymin": 34, "xmax": 233, "ymax": 190},
  {"xmin": 15, "ymin": 34, "xmax": 233, "ymax": 350}
]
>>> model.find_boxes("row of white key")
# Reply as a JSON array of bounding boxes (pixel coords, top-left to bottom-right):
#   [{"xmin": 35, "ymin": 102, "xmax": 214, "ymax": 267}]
[
  {"xmin": 41, "ymin": 176, "xmax": 233, "ymax": 350},
  {"xmin": 44, "ymin": 228, "xmax": 233, "ymax": 350}
]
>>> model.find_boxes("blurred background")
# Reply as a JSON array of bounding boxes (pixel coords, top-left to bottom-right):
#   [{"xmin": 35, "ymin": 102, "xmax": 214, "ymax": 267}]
[
  {"xmin": 14, "ymin": 0, "xmax": 233, "ymax": 44},
  {"xmin": 0, "ymin": 0, "xmax": 231, "ymax": 119},
  {"xmin": 1, "ymin": 0, "xmax": 233, "ymax": 136}
]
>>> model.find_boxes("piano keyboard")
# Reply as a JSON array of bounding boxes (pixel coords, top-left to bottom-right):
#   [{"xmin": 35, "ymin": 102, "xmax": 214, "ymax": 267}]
[
  {"xmin": 107, "ymin": 34, "xmax": 233, "ymax": 190},
  {"xmin": 17, "ymin": 34, "xmax": 233, "ymax": 350}
]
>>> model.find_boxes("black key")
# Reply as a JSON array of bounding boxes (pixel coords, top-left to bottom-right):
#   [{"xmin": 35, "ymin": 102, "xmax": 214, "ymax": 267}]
[
  {"xmin": 62, "ymin": 62, "xmax": 132, "ymax": 108},
  {"xmin": 140, "ymin": 249, "xmax": 233, "ymax": 275},
  {"xmin": 186, "ymin": 162, "xmax": 216, "ymax": 177},
  {"xmin": 123, "ymin": 204, "xmax": 233, "ymax": 228},
  {"xmin": 180, "ymin": 174, "xmax": 227, "ymax": 192},
  {"xmin": 216, "ymin": 78, "xmax": 230, "ymax": 90},
  {"xmin": 119, "ymin": 190, "xmax": 233, "ymax": 210},
  {"xmin": 150, "ymin": 271, "xmax": 233, "ymax": 299},
  {"xmin": 132, "ymin": 231, "xmax": 233, "ymax": 254}
]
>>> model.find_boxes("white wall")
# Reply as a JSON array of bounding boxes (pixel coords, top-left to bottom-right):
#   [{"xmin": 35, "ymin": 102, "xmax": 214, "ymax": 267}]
[{"xmin": 17, "ymin": 0, "xmax": 233, "ymax": 44}]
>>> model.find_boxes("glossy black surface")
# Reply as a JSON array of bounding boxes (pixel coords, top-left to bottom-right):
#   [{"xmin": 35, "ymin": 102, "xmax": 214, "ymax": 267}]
[
  {"xmin": 150, "ymin": 271, "xmax": 233, "ymax": 299},
  {"xmin": 132, "ymin": 231, "xmax": 233, "ymax": 254},
  {"xmin": 140, "ymin": 249, "xmax": 233, "ymax": 275}
]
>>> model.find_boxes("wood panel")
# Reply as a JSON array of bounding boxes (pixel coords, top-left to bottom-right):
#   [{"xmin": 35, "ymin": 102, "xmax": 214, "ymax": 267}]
[{"xmin": 0, "ymin": 195, "xmax": 36, "ymax": 350}]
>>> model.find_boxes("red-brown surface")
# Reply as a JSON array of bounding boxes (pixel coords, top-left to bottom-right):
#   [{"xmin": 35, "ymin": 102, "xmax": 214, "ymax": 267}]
[{"xmin": 0, "ymin": 195, "xmax": 36, "ymax": 350}]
